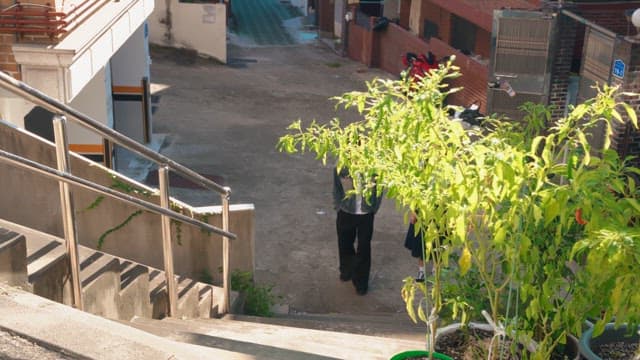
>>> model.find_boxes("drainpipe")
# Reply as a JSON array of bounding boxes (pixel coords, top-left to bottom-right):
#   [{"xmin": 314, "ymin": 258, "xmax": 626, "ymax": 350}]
[
  {"xmin": 164, "ymin": 0, "xmax": 172, "ymax": 42},
  {"xmin": 342, "ymin": 4, "xmax": 354, "ymax": 57}
]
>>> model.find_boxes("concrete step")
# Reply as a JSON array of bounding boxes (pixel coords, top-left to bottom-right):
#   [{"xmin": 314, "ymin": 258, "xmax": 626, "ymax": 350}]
[
  {"xmin": 78, "ymin": 249, "xmax": 121, "ymax": 319},
  {"xmin": 149, "ymin": 270, "xmax": 215, "ymax": 319},
  {"xmin": 0, "ymin": 283, "xmax": 255, "ymax": 360},
  {"xmin": 0, "ymin": 227, "xmax": 29, "ymax": 290},
  {"xmin": 130, "ymin": 315, "xmax": 425, "ymax": 360},
  {"xmin": 24, "ymin": 232, "xmax": 70, "ymax": 304},
  {"xmin": 119, "ymin": 260, "xmax": 152, "ymax": 320},
  {"xmin": 0, "ymin": 218, "xmax": 230, "ymax": 321},
  {"xmin": 224, "ymin": 312, "xmax": 427, "ymax": 343}
]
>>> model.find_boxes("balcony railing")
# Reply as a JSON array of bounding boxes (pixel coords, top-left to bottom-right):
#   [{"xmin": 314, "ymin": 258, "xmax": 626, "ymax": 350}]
[{"xmin": 0, "ymin": 0, "xmax": 110, "ymax": 40}]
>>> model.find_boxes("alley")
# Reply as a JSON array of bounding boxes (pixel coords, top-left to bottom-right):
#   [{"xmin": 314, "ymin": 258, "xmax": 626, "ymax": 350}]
[{"xmin": 149, "ymin": 42, "xmax": 415, "ymax": 315}]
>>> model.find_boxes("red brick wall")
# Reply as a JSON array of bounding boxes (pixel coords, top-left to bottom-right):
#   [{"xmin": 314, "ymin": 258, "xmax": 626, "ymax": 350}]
[
  {"xmin": 430, "ymin": 37, "xmax": 489, "ymax": 112},
  {"xmin": 374, "ymin": 23, "xmax": 489, "ymax": 112},
  {"xmin": 399, "ymin": 0, "xmax": 411, "ymax": 29},
  {"xmin": 474, "ymin": 28, "xmax": 491, "ymax": 59},
  {"xmin": 347, "ymin": 22, "xmax": 370, "ymax": 66},
  {"xmin": 422, "ymin": 2, "xmax": 451, "ymax": 44},
  {"xmin": 577, "ymin": 2, "xmax": 640, "ymax": 36}
]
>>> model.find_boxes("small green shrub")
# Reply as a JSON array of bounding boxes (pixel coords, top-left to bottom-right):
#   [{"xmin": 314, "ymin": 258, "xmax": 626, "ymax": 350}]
[{"xmin": 231, "ymin": 270, "xmax": 278, "ymax": 317}]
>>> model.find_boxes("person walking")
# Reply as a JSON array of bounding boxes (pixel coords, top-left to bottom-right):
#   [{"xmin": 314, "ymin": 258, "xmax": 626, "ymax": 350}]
[{"xmin": 333, "ymin": 167, "xmax": 383, "ymax": 295}]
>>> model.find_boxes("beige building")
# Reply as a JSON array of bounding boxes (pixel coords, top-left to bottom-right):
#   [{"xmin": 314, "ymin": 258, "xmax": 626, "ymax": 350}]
[{"xmin": 0, "ymin": 0, "xmax": 154, "ymax": 169}]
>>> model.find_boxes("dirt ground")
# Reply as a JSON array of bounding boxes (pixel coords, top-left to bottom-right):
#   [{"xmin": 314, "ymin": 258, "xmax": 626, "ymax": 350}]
[{"xmin": 149, "ymin": 42, "xmax": 416, "ymax": 315}]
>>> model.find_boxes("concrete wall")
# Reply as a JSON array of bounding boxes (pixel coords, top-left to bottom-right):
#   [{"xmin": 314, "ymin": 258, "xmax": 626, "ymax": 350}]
[
  {"xmin": 383, "ymin": 0, "xmax": 400, "ymax": 20},
  {"xmin": 149, "ymin": 1, "xmax": 227, "ymax": 63},
  {"xmin": 111, "ymin": 25, "xmax": 151, "ymax": 85},
  {"xmin": 408, "ymin": 0, "xmax": 421, "ymax": 36},
  {"xmin": 0, "ymin": 122, "xmax": 255, "ymax": 280},
  {"xmin": 68, "ymin": 67, "xmax": 109, "ymax": 147},
  {"xmin": 334, "ymin": 0, "xmax": 344, "ymax": 39}
]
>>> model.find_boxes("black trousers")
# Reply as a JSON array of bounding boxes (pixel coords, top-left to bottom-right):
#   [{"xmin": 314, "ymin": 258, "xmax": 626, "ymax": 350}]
[{"xmin": 336, "ymin": 210, "xmax": 374, "ymax": 291}]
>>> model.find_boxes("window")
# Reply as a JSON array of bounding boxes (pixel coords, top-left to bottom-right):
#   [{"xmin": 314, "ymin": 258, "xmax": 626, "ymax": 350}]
[{"xmin": 450, "ymin": 14, "xmax": 476, "ymax": 55}]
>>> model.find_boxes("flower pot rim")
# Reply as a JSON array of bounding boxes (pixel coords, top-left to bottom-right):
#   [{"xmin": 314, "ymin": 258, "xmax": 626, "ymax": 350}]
[
  {"xmin": 579, "ymin": 323, "xmax": 640, "ymax": 360},
  {"xmin": 390, "ymin": 350, "xmax": 454, "ymax": 360}
]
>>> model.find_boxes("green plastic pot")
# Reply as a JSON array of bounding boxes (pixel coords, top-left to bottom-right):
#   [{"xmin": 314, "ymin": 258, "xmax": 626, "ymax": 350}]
[
  {"xmin": 579, "ymin": 323, "xmax": 639, "ymax": 360},
  {"xmin": 390, "ymin": 350, "xmax": 453, "ymax": 360}
]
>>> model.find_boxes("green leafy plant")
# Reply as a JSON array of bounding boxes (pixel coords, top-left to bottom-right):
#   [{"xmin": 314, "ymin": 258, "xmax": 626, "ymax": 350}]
[
  {"xmin": 278, "ymin": 58, "xmax": 640, "ymax": 359},
  {"xmin": 230, "ymin": 269, "xmax": 279, "ymax": 317}
]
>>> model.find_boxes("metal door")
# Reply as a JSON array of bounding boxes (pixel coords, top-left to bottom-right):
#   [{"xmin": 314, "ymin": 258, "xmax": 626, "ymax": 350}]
[
  {"xmin": 576, "ymin": 27, "xmax": 617, "ymax": 152},
  {"xmin": 487, "ymin": 10, "xmax": 556, "ymax": 120}
]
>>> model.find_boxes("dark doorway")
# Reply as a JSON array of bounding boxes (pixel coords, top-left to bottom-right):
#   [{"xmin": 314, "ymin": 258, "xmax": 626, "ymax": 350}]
[{"xmin": 24, "ymin": 106, "xmax": 55, "ymax": 142}]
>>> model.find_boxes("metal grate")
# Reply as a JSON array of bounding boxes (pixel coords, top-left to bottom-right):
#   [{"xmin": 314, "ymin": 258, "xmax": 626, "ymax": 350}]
[
  {"xmin": 494, "ymin": 18, "xmax": 552, "ymax": 76},
  {"xmin": 581, "ymin": 28, "xmax": 614, "ymax": 85}
]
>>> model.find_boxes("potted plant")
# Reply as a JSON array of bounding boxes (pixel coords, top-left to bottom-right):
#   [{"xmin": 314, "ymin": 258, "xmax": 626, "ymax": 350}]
[{"xmin": 277, "ymin": 60, "xmax": 640, "ymax": 359}]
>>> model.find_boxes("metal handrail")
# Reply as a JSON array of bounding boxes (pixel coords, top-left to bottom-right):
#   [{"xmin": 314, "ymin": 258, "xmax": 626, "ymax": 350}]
[
  {"xmin": 0, "ymin": 69, "xmax": 236, "ymax": 315},
  {"xmin": 0, "ymin": 71, "xmax": 229, "ymax": 196},
  {"xmin": 0, "ymin": 149, "xmax": 236, "ymax": 239}
]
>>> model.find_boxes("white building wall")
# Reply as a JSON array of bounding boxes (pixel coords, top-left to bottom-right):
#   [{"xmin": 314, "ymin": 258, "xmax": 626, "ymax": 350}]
[
  {"xmin": 149, "ymin": 1, "xmax": 227, "ymax": 63},
  {"xmin": 111, "ymin": 24, "xmax": 150, "ymax": 86},
  {"xmin": 68, "ymin": 68, "xmax": 108, "ymax": 146},
  {"xmin": 409, "ymin": 0, "xmax": 422, "ymax": 36}
]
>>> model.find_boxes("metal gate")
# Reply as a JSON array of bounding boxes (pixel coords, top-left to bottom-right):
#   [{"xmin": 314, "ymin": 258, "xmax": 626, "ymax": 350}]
[
  {"xmin": 487, "ymin": 10, "xmax": 556, "ymax": 120},
  {"xmin": 576, "ymin": 27, "xmax": 618, "ymax": 152}
]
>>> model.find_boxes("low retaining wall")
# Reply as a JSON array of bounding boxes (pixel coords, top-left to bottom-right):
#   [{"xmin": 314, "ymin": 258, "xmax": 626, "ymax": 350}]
[
  {"xmin": 348, "ymin": 21, "xmax": 489, "ymax": 113},
  {"xmin": 0, "ymin": 121, "xmax": 254, "ymax": 282}
]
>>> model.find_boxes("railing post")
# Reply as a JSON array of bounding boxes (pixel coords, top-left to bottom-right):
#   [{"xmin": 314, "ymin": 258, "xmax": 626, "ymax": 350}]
[
  {"xmin": 158, "ymin": 166, "xmax": 178, "ymax": 317},
  {"xmin": 221, "ymin": 188, "xmax": 231, "ymax": 314},
  {"xmin": 52, "ymin": 115, "xmax": 83, "ymax": 310}
]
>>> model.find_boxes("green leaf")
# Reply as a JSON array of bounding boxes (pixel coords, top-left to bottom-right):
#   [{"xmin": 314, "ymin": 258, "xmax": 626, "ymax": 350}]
[
  {"xmin": 622, "ymin": 102, "xmax": 638, "ymax": 128},
  {"xmin": 494, "ymin": 226, "xmax": 506, "ymax": 245},
  {"xmin": 626, "ymin": 198, "xmax": 640, "ymax": 213},
  {"xmin": 459, "ymin": 246, "xmax": 472, "ymax": 276},
  {"xmin": 455, "ymin": 215, "xmax": 466, "ymax": 242}
]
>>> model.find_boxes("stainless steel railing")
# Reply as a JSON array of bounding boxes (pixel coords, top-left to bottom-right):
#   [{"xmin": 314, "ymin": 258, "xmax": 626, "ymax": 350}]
[{"xmin": 0, "ymin": 71, "xmax": 237, "ymax": 316}]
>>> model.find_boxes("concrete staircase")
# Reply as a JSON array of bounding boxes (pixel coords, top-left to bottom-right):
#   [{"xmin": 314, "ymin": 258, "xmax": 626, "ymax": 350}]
[
  {"xmin": 128, "ymin": 314, "xmax": 426, "ymax": 359},
  {"xmin": 0, "ymin": 219, "xmax": 232, "ymax": 321},
  {"xmin": 1, "ymin": 221, "xmax": 428, "ymax": 359}
]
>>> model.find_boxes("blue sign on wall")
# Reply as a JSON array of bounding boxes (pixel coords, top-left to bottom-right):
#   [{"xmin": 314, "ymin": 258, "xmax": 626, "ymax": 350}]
[{"xmin": 612, "ymin": 59, "xmax": 625, "ymax": 79}]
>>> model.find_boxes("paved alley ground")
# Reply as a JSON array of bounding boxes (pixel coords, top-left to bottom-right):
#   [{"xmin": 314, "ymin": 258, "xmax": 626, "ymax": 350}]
[{"xmin": 149, "ymin": 42, "xmax": 416, "ymax": 316}]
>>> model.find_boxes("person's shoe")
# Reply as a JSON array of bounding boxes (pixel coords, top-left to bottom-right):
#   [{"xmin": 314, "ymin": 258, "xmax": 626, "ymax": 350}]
[
  {"xmin": 339, "ymin": 273, "xmax": 351, "ymax": 282},
  {"xmin": 355, "ymin": 287, "xmax": 367, "ymax": 296},
  {"xmin": 415, "ymin": 269, "xmax": 425, "ymax": 283}
]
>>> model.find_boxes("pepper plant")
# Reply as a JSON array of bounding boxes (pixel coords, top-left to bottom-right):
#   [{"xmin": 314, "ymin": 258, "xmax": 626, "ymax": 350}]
[{"xmin": 277, "ymin": 60, "xmax": 640, "ymax": 359}]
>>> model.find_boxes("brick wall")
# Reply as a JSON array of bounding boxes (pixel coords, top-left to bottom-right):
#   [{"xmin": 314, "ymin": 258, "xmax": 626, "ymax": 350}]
[
  {"xmin": 0, "ymin": 34, "xmax": 19, "ymax": 80},
  {"xmin": 347, "ymin": 21, "xmax": 370, "ymax": 66},
  {"xmin": 577, "ymin": 2, "xmax": 640, "ymax": 37},
  {"xmin": 373, "ymin": 22, "xmax": 489, "ymax": 112},
  {"xmin": 0, "ymin": 0, "xmax": 64, "ymax": 80},
  {"xmin": 548, "ymin": 11, "xmax": 578, "ymax": 121},
  {"xmin": 474, "ymin": 28, "xmax": 491, "ymax": 59},
  {"xmin": 422, "ymin": 2, "xmax": 451, "ymax": 44},
  {"xmin": 611, "ymin": 40, "xmax": 640, "ymax": 168}
]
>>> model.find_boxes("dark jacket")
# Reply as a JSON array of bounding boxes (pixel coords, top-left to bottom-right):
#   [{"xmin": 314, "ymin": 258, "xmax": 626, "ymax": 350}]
[{"xmin": 332, "ymin": 167, "xmax": 382, "ymax": 214}]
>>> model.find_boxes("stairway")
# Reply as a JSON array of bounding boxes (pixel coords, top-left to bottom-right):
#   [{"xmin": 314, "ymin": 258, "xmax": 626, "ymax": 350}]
[
  {"xmin": 0, "ymin": 219, "xmax": 234, "ymax": 321},
  {"xmin": 128, "ymin": 314, "xmax": 426, "ymax": 360}
]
